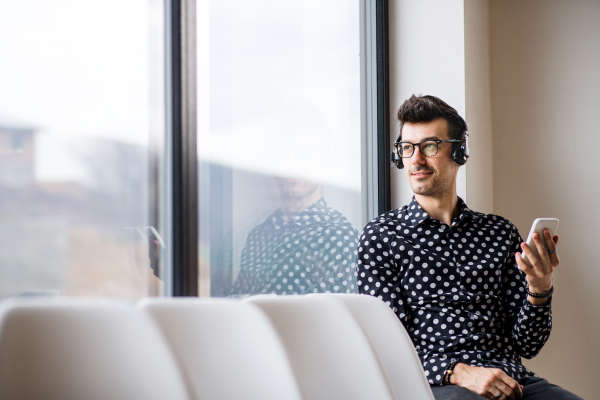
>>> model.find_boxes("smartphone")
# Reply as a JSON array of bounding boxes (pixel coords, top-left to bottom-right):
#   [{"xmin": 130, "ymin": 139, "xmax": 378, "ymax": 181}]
[
  {"xmin": 521, "ymin": 218, "xmax": 559, "ymax": 268},
  {"xmin": 145, "ymin": 226, "xmax": 165, "ymax": 279}
]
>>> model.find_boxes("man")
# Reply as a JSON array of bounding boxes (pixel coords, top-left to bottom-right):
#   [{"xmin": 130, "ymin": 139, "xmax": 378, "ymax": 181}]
[
  {"xmin": 230, "ymin": 177, "xmax": 358, "ymax": 295},
  {"xmin": 357, "ymin": 95, "xmax": 581, "ymax": 399}
]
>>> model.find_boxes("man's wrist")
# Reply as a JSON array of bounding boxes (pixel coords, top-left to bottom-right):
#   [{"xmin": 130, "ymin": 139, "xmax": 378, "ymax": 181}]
[
  {"xmin": 527, "ymin": 295, "xmax": 551, "ymax": 305},
  {"xmin": 526, "ymin": 284, "xmax": 553, "ymax": 305},
  {"xmin": 443, "ymin": 361, "xmax": 459, "ymax": 385},
  {"xmin": 527, "ymin": 283, "xmax": 553, "ymax": 295}
]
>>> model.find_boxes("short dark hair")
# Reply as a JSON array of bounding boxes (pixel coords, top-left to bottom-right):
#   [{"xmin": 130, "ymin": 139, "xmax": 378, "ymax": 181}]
[{"xmin": 396, "ymin": 95, "xmax": 468, "ymax": 141}]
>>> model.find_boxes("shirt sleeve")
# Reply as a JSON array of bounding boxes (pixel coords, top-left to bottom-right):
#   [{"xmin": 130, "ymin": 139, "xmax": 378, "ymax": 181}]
[
  {"xmin": 503, "ymin": 225, "xmax": 552, "ymax": 359},
  {"xmin": 357, "ymin": 222, "xmax": 453, "ymax": 384},
  {"xmin": 335, "ymin": 226, "xmax": 359, "ymax": 293},
  {"xmin": 356, "ymin": 222, "xmax": 409, "ymax": 322},
  {"xmin": 314, "ymin": 225, "xmax": 359, "ymax": 293},
  {"xmin": 229, "ymin": 244, "xmax": 253, "ymax": 296}
]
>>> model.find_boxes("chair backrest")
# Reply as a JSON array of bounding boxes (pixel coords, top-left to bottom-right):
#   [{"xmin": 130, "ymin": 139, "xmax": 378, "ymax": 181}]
[
  {"xmin": 246, "ymin": 295, "xmax": 394, "ymax": 400},
  {"xmin": 138, "ymin": 298, "xmax": 303, "ymax": 400},
  {"xmin": 315, "ymin": 294, "xmax": 435, "ymax": 400},
  {"xmin": 0, "ymin": 299, "xmax": 190, "ymax": 400}
]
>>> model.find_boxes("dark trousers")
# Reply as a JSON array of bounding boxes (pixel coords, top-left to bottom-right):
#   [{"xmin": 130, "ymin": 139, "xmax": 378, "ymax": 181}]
[{"xmin": 430, "ymin": 376, "xmax": 583, "ymax": 400}]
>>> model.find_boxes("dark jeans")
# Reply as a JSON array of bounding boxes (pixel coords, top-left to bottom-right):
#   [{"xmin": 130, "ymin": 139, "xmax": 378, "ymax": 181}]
[{"xmin": 431, "ymin": 376, "xmax": 584, "ymax": 400}]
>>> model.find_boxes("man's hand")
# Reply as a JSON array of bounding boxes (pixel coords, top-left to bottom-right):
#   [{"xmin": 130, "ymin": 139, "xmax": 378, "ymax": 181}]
[
  {"xmin": 515, "ymin": 229, "xmax": 559, "ymax": 305},
  {"xmin": 449, "ymin": 363, "xmax": 523, "ymax": 399}
]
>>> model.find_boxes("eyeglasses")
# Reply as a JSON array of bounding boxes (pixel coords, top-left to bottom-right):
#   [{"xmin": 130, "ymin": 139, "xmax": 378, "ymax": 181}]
[{"xmin": 395, "ymin": 139, "xmax": 461, "ymax": 158}]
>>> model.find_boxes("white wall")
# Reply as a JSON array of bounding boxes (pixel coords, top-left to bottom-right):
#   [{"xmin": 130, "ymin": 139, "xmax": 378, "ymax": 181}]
[
  {"xmin": 464, "ymin": 0, "xmax": 493, "ymax": 214},
  {"xmin": 490, "ymin": 1, "xmax": 600, "ymax": 398},
  {"xmin": 390, "ymin": 0, "xmax": 598, "ymax": 398},
  {"xmin": 389, "ymin": 0, "xmax": 466, "ymax": 210}
]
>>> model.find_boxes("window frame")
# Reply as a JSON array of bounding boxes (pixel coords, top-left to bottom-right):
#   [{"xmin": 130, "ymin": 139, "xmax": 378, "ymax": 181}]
[
  {"xmin": 168, "ymin": 0, "xmax": 390, "ymax": 296},
  {"xmin": 167, "ymin": 0, "xmax": 198, "ymax": 296}
]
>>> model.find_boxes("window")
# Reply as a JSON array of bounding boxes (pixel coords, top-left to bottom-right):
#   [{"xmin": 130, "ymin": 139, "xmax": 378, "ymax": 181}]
[
  {"xmin": 0, "ymin": 0, "xmax": 168, "ymax": 299},
  {"xmin": 197, "ymin": 0, "xmax": 369, "ymax": 296},
  {"xmin": 0, "ymin": 0, "xmax": 389, "ymax": 298}
]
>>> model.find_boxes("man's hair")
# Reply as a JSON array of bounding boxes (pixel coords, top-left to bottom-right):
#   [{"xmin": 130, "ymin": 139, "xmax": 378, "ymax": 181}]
[{"xmin": 396, "ymin": 95, "xmax": 467, "ymax": 141}]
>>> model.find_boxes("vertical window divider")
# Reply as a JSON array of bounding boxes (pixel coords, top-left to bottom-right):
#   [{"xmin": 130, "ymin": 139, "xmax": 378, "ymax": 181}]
[
  {"xmin": 168, "ymin": 0, "xmax": 198, "ymax": 297},
  {"xmin": 375, "ymin": 0, "xmax": 391, "ymax": 216},
  {"xmin": 362, "ymin": 0, "xmax": 390, "ymax": 223}
]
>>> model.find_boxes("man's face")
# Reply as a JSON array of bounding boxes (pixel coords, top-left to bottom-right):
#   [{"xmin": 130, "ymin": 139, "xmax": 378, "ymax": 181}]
[
  {"xmin": 400, "ymin": 118, "xmax": 459, "ymax": 198},
  {"xmin": 274, "ymin": 177, "xmax": 321, "ymax": 200}
]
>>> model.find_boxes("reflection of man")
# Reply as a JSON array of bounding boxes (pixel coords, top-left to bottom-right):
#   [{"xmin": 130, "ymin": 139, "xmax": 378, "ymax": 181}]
[
  {"xmin": 230, "ymin": 177, "xmax": 358, "ymax": 295},
  {"xmin": 358, "ymin": 95, "xmax": 581, "ymax": 399}
]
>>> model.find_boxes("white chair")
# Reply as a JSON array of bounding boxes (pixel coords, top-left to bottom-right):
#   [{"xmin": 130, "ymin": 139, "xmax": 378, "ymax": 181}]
[
  {"xmin": 0, "ymin": 299, "xmax": 190, "ymax": 400},
  {"xmin": 246, "ymin": 295, "xmax": 394, "ymax": 400},
  {"xmin": 314, "ymin": 294, "xmax": 435, "ymax": 400},
  {"xmin": 138, "ymin": 297, "xmax": 303, "ymax": 400}
]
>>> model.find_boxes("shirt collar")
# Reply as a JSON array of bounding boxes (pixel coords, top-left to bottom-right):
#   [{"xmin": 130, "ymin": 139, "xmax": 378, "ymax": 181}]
[
  {"xmin": 404, "ymin": 197, "xmax": 431, "ymax": 227},
  {"xmin": 271, "ymin": 197, "xmax": 330, "ymax": 227},
  {"xmin": 404, "ymin": 196, "xmax": 476, "ymax": 228},
  {"xmin": 456, "ymin": 197, "xmax": 477, "ymax": 222}
]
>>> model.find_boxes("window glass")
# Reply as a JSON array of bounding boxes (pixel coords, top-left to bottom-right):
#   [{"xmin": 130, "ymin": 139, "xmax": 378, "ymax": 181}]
[
  {"xmin": 0, "ymin": 0, "xmax": 167, "ymax": 299},
  {"xmin": 198, "ymin": 0, "xmax": 363, "ymax": 296}
]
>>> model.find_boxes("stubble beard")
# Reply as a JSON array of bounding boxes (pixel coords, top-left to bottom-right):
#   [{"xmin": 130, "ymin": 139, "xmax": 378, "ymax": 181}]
[{"xmin": 410, "ymin": 168, "xmax": 454, "ymax": 199}]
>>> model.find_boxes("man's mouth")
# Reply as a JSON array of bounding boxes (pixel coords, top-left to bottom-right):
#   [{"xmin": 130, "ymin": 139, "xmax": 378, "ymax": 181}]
[{"xmin": 410, "ymin": 169, "xmax": 434, "ymax": 179}]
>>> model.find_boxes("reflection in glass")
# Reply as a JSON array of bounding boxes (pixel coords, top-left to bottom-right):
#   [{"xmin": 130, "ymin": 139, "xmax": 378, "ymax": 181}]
[
  {"xmin": 230, "ymin": 179, "xmax": 358, "ymax": 295},
  {"xmin": 198, "ymin": 0, "xmax": 363, "ymax": 297},
  {"xmin": 0, "ymin": 0, "xmax": 166, "ymax": 299}
]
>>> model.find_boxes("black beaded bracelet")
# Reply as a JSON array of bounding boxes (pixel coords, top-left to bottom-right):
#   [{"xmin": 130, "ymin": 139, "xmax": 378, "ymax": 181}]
[
  {"xmin": 443, "ymin": 360, "xmax": 459, "ymax": 385},
  {"xmin": 526, "ymin": 285, "xmax": 553, "ymax": 299}
]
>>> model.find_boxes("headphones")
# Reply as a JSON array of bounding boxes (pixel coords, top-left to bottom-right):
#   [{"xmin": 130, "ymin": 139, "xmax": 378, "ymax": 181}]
[{"xmin": 391, "ymin": 119, "xmax": 470, "ymax": 169}]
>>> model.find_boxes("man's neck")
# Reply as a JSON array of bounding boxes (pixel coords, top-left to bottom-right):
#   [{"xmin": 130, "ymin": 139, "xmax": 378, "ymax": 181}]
[
  {"xmin": 280, "ymin": 189, "xmax": 322, "ymax": 224},
  {"xmin": 414, "ymin": 190, "xmax": 460, "ymax": 227}
]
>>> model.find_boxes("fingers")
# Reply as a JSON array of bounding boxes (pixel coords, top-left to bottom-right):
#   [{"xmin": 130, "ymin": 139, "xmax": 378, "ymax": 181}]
[
  {"xmin": 515, "ymin": 251, "xmax": 534, "ymax": 274},
  {"xmin": 519, "ymin": 241, "xmax": 540, "ymax": 270},
  {"xmin": 500, "ymin": 372, "xmax": 523, "ymax": 399},
  {"xmin": 454, "ymin": 364, "xmax": 522, "ymax": 400},
  {"xmin": 493, "ymin": 382, "xmax": 515, "ymax": 400},
  {"xmin": 520, "ymin": 230, "xmax": 558, "ymax": 272},
  {"xmin": 532, "ymin": 232, "xmax": 550, "ymax": 269},
  {"xmin": 553, "ymin": 235, "xmax": 560, "ymax": 266},
  {"xmin": 482, "ymin": 371, "xmax": 519, "ymax": 400},
  {"xmin": 543, "ymin": 230, "xmax": 560, "ymax": 266}
]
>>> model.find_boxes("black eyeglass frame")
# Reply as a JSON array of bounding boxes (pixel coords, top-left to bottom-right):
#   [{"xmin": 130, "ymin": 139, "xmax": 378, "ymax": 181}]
[{"xmin": 394, "ymin": 139, "xmax": 462, "ymax": 158}]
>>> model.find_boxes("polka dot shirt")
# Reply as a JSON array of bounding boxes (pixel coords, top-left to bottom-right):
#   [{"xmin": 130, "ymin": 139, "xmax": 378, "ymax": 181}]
[
  {"xmin": 357, "ymin": 197, "xmax": 552, "ymax": 386},
  {"xmin": 231, "ymin": 198, "xmax": 358, "ymax": 295}
]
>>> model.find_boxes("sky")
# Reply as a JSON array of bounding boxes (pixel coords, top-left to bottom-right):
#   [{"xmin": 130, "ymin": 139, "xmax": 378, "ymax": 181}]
[
  {"xmin": 197, "ymin": 0, "xmax": 362, "ymax": 191},
  {"xmin": 0, "ymin": 0, "xmax": 362, "ymax": 191},
  {"xmin": 0, "ymin": 0, "xmax": 152, "ymax": 182}
]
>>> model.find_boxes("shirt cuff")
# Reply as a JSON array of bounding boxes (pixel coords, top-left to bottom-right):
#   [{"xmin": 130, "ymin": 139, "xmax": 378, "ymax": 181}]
[
  {"xmin": 421, "ymin": 355, "xmax": 455, "ymax": 386},
  {"xmin": 522, "ymin": 296, "xmax": 552, "ymax": 312}
]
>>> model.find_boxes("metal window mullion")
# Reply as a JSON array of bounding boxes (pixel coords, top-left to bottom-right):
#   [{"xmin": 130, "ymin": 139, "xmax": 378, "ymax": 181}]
[
  {"xmin": 167, "ymin": 0, "xmax": 198, "ymax": 297},
  {"xmin": 361, "ymin": 0, "xmax": 390, "ymax": 224},
  {"xmin": 375, "ymin": 0, "xmax": 390, "ymax": 216}
]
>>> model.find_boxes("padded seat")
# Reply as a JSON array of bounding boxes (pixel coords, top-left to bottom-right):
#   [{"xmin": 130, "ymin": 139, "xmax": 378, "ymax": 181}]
[
  {"xmin": 247, "ymin": 294, "xmax": 394, "ymax": 400},
  {"xmin": 138, "ymin": 298, "xmax": 303, "ymax": 400},
  {"xmin": 314, "ymin": 294, "xmax": 435, "ymax": 400},
  {"xmin": 0, "ymin": 299, "xmax": 190, "ymax": 400}
]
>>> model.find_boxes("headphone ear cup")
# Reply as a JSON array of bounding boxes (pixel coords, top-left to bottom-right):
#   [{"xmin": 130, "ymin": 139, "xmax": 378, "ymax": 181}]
[
  {"xmin": 461, "ymin": 130, "xmax": 470, "ymax": 162},
  {"xmin": 391, "ymin": 150, "xmax": 404, "ymax": 169},
  {"xmin": 451, "ymin": 142, "xmax": 467, "ymax": 166}
]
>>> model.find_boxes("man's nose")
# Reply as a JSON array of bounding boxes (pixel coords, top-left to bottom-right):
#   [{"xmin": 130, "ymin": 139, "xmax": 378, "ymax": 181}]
[{"xmin": 411, "ymin": 145, "xmax": 427, "ymax": 165}]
